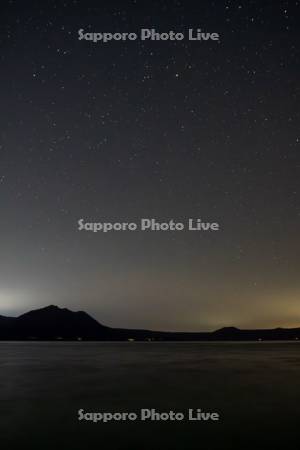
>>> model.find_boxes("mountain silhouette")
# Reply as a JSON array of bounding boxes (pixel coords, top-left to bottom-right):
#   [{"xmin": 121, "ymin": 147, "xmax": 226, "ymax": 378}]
[
  {"xmin": 1, "ymin": 305, "xmax": 300, "ymax": 341},
  {"xmin": 1, "ymin": 305, "xmax": 108, "ymax": 340}
]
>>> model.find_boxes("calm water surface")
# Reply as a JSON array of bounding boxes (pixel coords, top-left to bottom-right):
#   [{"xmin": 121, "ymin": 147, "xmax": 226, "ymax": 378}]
[{"xmin": 1, "ymin": 342, "xmax": 300, "ymax": 449}]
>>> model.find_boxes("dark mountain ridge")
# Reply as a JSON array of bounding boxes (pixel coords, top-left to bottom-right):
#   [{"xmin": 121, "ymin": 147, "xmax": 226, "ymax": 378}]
[{"xmin": 1, "ymin": 305, "xmax": 300, "ymax": 341}]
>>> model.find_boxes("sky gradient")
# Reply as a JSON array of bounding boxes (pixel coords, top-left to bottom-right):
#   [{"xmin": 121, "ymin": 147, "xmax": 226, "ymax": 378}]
[{"xmin": 0, "ymin": 0, "xmax": 299, "ymax": 331}]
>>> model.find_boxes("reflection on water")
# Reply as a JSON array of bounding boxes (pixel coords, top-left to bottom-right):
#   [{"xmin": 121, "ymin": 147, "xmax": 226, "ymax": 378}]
[{"xmin": 0, "ymin": 342, "xmax": 300, "ymax": 449}]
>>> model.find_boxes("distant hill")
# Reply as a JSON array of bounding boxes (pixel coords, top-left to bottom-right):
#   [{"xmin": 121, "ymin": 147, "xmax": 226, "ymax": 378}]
[
  {"xmin": 14, "ymin": 305, "xmax": 108, "ymax": 339},
  {"xmin": 0, "ymin": 305, "xmax": 300, "ymax": 341}
]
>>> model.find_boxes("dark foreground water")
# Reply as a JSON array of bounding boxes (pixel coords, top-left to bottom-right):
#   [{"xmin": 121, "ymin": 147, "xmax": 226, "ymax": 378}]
[{"xmin": 1, "ymin": 342, "xmax": 300, "ymax": 449}]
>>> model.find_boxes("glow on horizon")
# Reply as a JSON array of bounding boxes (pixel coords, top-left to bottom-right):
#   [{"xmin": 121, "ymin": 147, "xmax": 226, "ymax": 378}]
[{"xmin": 1, "ymin": 287, "xmax": 300, "ymax": 331}]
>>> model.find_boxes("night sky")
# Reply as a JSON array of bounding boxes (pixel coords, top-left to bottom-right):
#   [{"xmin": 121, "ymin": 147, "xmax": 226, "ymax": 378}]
[{"xmin": 0, "ymin": 0, "xmax": 299, "ymax": 331}]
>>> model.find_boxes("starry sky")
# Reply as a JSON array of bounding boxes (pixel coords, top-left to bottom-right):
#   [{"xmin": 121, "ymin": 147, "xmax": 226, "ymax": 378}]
[{"xmin": 0, "ymin": 0, "xmax": 299, "ymax": 331}]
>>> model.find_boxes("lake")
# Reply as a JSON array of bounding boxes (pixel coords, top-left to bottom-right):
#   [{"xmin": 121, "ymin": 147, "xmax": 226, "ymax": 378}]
[{"xmin": 0, "ymin": 341, "xmax": 299, "ymax": 449}]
